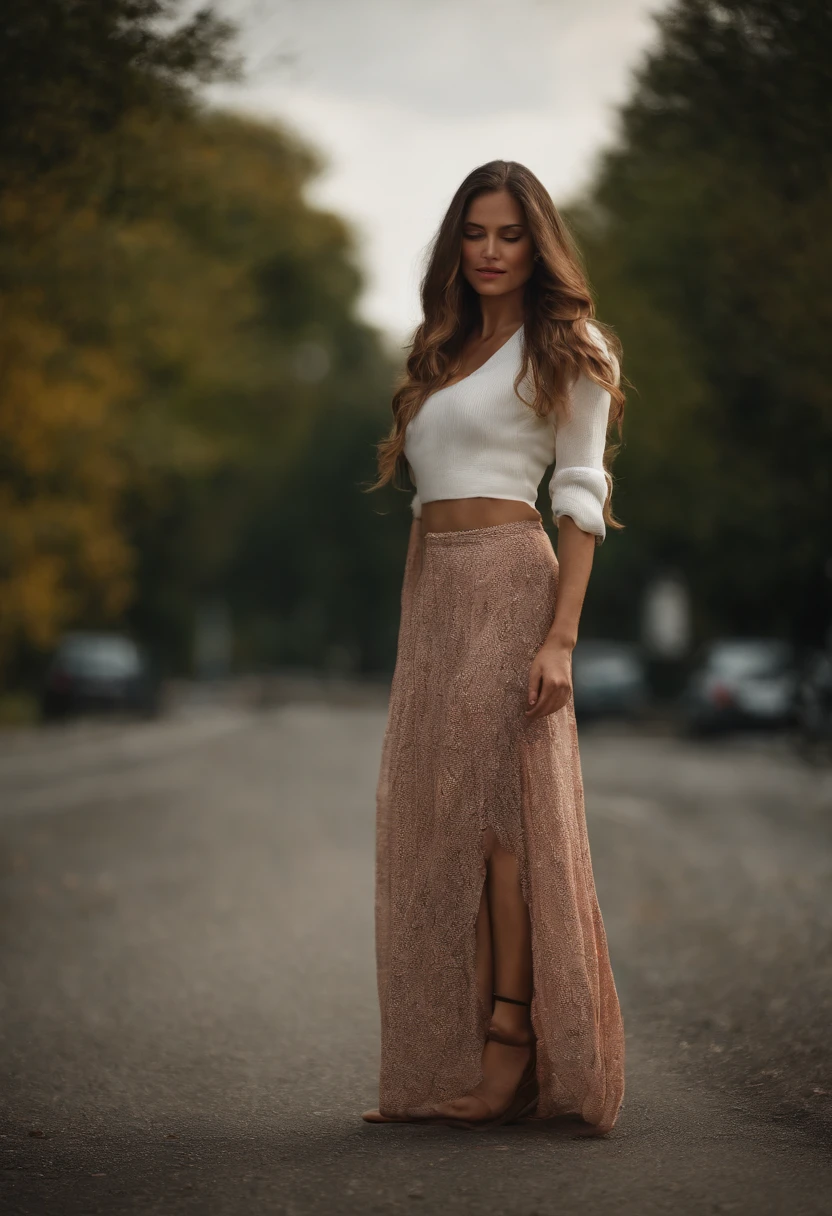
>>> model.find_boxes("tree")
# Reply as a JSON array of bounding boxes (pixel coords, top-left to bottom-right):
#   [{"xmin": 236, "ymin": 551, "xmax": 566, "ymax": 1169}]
[
  {"xmin": 0, "ymin": 3, "xmax": 400, "ymax": 687},
  {"xmin": 569, "ymin": 0, "xmax": 832, "ymax": 645}
]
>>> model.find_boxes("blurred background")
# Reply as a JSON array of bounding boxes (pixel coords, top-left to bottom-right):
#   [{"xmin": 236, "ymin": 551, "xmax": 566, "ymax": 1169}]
[
  {"xmin": 2, "ymin": 4, "xmax": 832, "ymax": 1213},
  {"xmin": 1, "ymin": 0, "xmax": 830, "ymax": 745},
  {"xmin": 2, "ymin": 0, "xmax": 831, "ymax": 750}
]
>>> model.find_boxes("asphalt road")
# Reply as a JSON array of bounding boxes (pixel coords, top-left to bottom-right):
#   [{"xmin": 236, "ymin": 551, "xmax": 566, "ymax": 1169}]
[{"xmin": 1, "ymin": 699, "xmax": 831, "ymax": 1216}]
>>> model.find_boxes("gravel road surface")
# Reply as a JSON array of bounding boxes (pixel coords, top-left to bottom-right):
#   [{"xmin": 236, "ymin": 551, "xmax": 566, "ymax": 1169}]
[{"xmin": 1, "ymin": 701, "xmax": 830, "ymax": 1215}]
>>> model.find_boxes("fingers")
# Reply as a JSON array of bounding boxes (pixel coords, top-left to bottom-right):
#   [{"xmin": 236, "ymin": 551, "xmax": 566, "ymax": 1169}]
[
  {"xmin": 525, "ymin": 678, "xmax": 571, "ymax": 720},
  {"xmin": 527, "ymin": 663, "xmax": 542, "ymax": 711}
]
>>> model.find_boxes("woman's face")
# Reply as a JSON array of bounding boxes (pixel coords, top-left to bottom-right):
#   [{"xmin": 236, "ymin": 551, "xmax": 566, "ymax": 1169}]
[{"xmin": 459, "ymin": 189, "xmax": 535, "ymax": 299}]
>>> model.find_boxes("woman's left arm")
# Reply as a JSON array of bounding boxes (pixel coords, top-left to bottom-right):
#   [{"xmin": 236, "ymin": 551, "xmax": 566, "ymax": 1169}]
[
  {"xmin": 525, "ymin": 517, "xmax": 594, "ymax": 719},
  {"xmin": 525, "ymin": 329, "xmax": 616, "ymax": 720}
]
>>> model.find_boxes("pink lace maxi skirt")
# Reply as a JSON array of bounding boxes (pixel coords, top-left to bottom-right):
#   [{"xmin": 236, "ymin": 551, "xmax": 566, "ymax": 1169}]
[{"xmin": 373, "ymin": 517, "xmax": 625, "ymax": 1134}]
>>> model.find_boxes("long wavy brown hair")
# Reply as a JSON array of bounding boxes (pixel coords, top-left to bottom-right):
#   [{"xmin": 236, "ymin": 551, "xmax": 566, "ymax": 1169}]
[{"xmin": 366, "ymin": 160, "xmax": 626, "ymax": 531}]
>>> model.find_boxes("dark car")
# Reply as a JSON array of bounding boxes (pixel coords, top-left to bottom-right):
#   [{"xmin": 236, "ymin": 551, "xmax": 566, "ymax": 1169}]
[
  {"xmin": 680, "ymin": 637, "xmax": 798, "ymax": 736},
  {"xmin": 571, "ymin": 640, "xmax": 649, "ymax": 722},
  {"xmin": 40, "ymin": 631, "xmax": 161, "ymax": 721}
]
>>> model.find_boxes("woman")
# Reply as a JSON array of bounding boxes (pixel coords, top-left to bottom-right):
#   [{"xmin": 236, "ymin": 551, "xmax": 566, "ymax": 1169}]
[{"xmin": 362, "ymin": 160, "xmax": 626, "ymax": 1134}]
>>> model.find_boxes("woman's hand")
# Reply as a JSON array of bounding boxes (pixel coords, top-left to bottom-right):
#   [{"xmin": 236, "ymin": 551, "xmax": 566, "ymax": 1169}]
[
  {"xmin": 525, "ymin": 638, "xmax": 573, "ymax": 720},
  {"xmin": 523, "ymin": 515, "xmax": 595, "ymax": 720}
]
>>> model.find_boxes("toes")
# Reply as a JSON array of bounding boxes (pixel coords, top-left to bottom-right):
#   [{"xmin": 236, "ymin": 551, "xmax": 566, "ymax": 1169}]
[{"xmin": 360, "ymin": 1108, "xmax": 413, "ymax": 1123}]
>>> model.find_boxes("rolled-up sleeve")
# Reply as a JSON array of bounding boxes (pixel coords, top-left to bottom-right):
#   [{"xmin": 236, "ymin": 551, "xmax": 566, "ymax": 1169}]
[
  {"xmin": 411, "ymin": 490, "xmax": 422, "ymax": 519},
  {"xmin": 549, "ymin": 357, "xmax": 614, "ymax": 546}
]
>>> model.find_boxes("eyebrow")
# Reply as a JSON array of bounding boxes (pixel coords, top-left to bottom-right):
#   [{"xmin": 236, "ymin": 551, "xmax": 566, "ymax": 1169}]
[{"xmin": 464, "ymin": 222, "xmax": 525, "ymax": 230}]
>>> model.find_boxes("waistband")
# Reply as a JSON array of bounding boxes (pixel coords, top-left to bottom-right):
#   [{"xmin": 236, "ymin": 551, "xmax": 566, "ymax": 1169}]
[{"xmin": 423, "ymin": 518, "xmax": 546, "ymax": 545}]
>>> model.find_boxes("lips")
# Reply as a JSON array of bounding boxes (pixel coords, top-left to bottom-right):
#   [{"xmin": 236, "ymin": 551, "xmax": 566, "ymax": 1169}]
[{"xmin": 476, "ymin": 268, "xmax": 505, "ymax": 275}]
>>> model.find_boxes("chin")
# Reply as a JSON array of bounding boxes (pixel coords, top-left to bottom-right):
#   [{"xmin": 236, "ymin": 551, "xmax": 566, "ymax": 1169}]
[{"xmin": 468, "ymin": 277, "xmax": 512, "ymax": 295}]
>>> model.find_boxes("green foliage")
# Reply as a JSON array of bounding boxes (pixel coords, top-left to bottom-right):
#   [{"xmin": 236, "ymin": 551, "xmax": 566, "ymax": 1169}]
[
  {"xmin": 569, "ymin": 0, "xmax": 832, "ymax": 645},
  {"xmin": 13, "ymin": 0, "xmax": 828, "ymax": 688},
  {"xmin": 0, "ymin": 1, "xmax": 238, "ymax": 182},
  {"xmin": 0, "ymin": 0, "xmax": 237, "ymax": 680},
  {"xmin": 0, "ymin": 2, "xmax": 402, "ymax": 687}
]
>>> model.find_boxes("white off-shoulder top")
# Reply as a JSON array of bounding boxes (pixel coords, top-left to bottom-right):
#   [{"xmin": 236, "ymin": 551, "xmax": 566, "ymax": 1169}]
[{"xmin": 403, "ymin": 322, "xmax": 617, "ymax": 545}]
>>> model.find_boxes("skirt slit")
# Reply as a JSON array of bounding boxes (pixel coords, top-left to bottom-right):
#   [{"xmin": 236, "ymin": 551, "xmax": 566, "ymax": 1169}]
[{"xmin": 373, "ymin": 516, "xmax": 625, "ymax": 1133}]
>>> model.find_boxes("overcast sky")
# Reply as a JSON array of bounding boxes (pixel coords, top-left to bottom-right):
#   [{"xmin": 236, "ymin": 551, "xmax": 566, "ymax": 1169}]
[{"xmin": 206, "ymin": 0, "xmax": 669, "ymax": 347}]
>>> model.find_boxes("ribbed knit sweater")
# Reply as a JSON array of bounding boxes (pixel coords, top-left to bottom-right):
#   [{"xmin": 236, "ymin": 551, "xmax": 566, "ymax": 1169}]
[{"xmin": 403, "ymin": 322, "xmax": 616, "ymax": 545}]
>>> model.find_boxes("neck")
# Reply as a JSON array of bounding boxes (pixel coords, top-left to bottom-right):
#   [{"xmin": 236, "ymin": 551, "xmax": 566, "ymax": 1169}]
[{"xmin": 477, "ymin": 287, "xmax": 525, "ymax": 340}]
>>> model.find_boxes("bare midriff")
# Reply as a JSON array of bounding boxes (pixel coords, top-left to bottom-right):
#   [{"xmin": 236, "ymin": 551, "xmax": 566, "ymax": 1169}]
[{"xmin": 420, "ymin": 497, "xmax": 542, "ymax": 535}]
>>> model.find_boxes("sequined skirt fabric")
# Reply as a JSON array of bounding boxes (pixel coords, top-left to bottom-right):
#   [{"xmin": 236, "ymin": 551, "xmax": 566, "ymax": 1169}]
[{"xmin": 374, "ymin": 517, "xmax": 625, "ymax": 1133}]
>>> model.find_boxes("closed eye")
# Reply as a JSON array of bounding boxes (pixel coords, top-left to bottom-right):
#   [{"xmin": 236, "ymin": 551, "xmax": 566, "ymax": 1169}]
[{"xmin": 463, "ymin": 233, "xmax": 522, "ymax": 243}]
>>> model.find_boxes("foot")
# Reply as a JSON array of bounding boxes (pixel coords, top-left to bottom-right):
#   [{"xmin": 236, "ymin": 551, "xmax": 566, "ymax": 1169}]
[
  {"xmin": 431, "ymin": 1037, "xmax": 533, "ymax": 1123},
  {"xmin": 430, "ymin": 999, "xmax": 536, "ymax": 1125},
  {"xmin": 365, "ymin": 1003, "xmax": 536, "ymax": 1127}
]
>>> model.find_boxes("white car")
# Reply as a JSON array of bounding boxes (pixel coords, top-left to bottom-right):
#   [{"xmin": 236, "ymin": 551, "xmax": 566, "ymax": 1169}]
[{"xmin": 682, "ymin": 638, "xmax": 798, "ymax": 735}]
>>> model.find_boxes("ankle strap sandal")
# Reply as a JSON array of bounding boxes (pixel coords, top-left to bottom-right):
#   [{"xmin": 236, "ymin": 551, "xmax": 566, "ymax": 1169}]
[
  {"xmin": 492, "ymin": 993, "xmax": 531, "ymax": 1007},
  {"xmin": 488, "ymin": 993, "xmax": 535, "ymax": 1047}
]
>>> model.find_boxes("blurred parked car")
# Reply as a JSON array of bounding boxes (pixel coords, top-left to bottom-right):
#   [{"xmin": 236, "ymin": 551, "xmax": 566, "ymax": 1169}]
[
  {"xmin": 40, "ymin": 631, "xmax": 161, "ymax": 721},
  {"xmin": 571, "ymin": 640, "xmax": 649, "ymax": 721},
  {"xmin": 680, "ymin": 637, "xmax": 798, "ymax": 736}
]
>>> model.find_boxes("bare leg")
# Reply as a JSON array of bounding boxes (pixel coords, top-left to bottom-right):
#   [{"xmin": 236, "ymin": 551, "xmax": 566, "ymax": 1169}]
[
  {"xmin": 363, "ymin": 830, "xmax": 535, "ymax": 1124},
  {"xmin": 488, "ymin": 835, "xmax": 533, "ymax": 1012},
  {"xmin": 475, "ymin": 868, "xmax": 494, "ymax": 1013},
  {"xmin": 430, "ymin": 829, "xmax": 535, "ymax": 1121}
]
